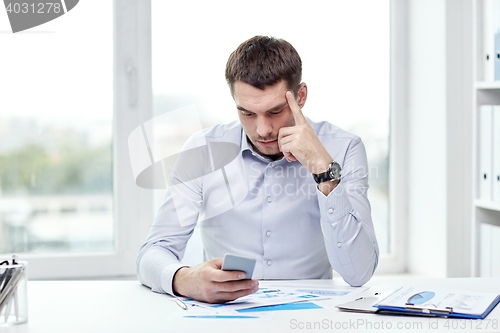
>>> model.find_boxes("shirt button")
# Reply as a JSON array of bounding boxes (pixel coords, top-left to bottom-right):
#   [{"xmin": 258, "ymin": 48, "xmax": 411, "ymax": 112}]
[
  {"xmin": 266, "ymin": 231, "xmax": 271, "ymax": 237},
  {"xmin": 267, "ymin": 260, "xmax": 272, "ymax": 266},
  {"xmin": 337, "ymin": 242, "xmax": 342, "ymax": 248},
  {"xmin": 328, "ymin": 208, "xmax": 334, "ymax": 214},
  {"xmin": 270, "ymin": 162, "xmax": 275, "ymax": 168},
  {"xmin": 267, "ymin": 196, "xmax": 272, "ymax": 203}
]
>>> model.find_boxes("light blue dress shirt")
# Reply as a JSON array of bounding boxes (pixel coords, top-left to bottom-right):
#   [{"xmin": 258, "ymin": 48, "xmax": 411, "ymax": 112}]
[{"xmin": 136, "ymin": 117, "xmax": 379, "ymax": 295}]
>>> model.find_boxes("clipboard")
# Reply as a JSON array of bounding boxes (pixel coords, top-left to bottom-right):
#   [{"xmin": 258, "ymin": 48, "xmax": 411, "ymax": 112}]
[
  {"xmin": 375, "ymin": 286, "xmax": 500, "ymax": 319},
  {"xmin": 336, "ymin": 294, "xmax": 439, "ymax": 317},
  {"xmin": 337, "ymin": 286, "xmax": 500, "ymax": 319},
  {"xmin": 337, "ymin": 296, "xmax": 385, "ymax": 313},
  {"xmin": 375, "ymin": 295, "xmax": 500, "ymax": 319}
]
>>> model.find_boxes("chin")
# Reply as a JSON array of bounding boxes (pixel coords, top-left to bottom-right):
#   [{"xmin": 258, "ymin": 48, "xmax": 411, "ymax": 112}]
[
  {"xmin": 260, "ymin": 148, "xmax": 282, "ymax": 159},
  {"xmin": 258, "ymin": 146, "xmax": 279, "ymax": 155}
]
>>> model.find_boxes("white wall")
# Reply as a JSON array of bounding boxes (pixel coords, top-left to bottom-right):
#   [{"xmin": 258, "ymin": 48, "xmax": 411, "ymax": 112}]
[
  {"xmin": 407, "ymin": 0, "xmax": 448, "ymax": 277},
  {"xmin": 400, "ymin": 0, "xmax": 473, "ymax": 277}
]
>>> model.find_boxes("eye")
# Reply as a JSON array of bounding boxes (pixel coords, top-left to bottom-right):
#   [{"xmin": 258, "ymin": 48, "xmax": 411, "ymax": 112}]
[
  {"xmin": 241, "ymin": 111, "xmax": 255, "ymax": 117},
  {"xmin": 270, "ymin": 109, "xmax": 284, "ymax": 115}
]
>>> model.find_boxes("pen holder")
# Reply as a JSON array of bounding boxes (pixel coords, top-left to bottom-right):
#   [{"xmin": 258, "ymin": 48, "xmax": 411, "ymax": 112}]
[{"xmin": 0, "ymin": 261, "xmax": 28, "ymax": 326}]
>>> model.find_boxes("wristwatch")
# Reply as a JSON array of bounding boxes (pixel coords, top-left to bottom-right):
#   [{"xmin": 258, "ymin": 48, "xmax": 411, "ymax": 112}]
[{"xmin": 312, "ymin": 161, "xmax": 342, "ymax": 184}]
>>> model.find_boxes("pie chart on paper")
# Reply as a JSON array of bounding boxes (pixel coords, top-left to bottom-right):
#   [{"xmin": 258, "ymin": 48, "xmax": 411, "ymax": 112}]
[{"xmin": 407, "ymin": 291, "xmax": 435, "ymax": 305}]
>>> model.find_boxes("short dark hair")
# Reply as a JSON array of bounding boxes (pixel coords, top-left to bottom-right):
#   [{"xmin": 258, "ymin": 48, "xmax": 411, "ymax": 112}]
[{"xmin": 225, "ymin": 36, "xmax": 302, "ymax": 96}]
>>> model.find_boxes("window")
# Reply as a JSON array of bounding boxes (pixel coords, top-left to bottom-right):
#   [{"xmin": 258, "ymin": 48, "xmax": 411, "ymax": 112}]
[
  {"xmin": 0, "ymin": 2, "xmax": 113, "ymax": 254},
  {"xmin": 0, "ymin": 0, "xmax": 152, "ymax": 278},
  {"xmin": 151, "ymin": 0, "xmax": 390, "ymax": 264},
  {"xmin": 1, "ymin": 0, "xmax": 398, "ymax": 277}
]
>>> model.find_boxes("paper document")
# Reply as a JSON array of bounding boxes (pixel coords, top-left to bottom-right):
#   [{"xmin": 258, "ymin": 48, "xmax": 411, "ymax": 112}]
[
  {"xmin": 375, "ymin": 285, "xmax": 500, "ymax": 319},
  {"xmin": 180, "ymin": 283, "xmax": 367, "ymax": 312},
  {"xmin": 168, "ymin": 305, "xmax": 275, "ymax": 321}
]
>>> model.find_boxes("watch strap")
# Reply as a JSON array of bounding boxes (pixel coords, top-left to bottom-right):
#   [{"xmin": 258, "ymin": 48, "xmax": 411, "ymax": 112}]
[
  {"xmin": 313, "ymin": 170, "xmax": 333, "ymax": 184},
  {"xmin": 312, "ymin": 161, "xmax": 341, "ymax": 184}
]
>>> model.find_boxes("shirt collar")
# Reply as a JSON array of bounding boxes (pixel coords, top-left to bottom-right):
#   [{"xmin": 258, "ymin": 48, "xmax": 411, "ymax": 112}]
[{"xmin": 240, "ymin": 128, "xmax": 253, "ymax": 153}]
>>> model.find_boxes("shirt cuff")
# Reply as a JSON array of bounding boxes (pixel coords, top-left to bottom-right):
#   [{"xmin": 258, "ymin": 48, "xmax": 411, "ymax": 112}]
[
  {"xmin": 160, "ymin": 263, "xmax": 188, "ymax": 296},
  {"xmin": 316, "ymin": 182, "xmax": 352, "ymax": 222}
]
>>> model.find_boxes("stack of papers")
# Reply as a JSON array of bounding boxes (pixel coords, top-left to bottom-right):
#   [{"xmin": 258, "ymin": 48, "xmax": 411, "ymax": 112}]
[{"xmin": 171, "ymin": 283, "xmax": 368, "ymax": 320}]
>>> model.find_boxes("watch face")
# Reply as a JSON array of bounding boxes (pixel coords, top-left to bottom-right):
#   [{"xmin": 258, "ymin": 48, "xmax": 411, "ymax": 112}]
[{"xmin": 329, "ymin": 162, "xmax": 341, "ymax": 180}]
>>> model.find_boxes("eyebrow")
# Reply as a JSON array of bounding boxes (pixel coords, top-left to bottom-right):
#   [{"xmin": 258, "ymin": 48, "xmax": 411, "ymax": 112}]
[{"xmin": 237, "ymin": 102, "xmax": 287, "ymax": 114}]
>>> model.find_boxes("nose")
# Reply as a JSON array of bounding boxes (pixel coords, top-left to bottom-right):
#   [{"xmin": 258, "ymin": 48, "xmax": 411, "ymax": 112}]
[{"xmin": 256, "ymin": 116, "xmax": 273, "ymax": 139}]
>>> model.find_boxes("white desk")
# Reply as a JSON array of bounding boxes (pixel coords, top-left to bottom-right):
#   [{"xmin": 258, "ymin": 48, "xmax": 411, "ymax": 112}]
[{"xmin": 8, "ymin": 277, "xmax": 500, "ymax": 333}]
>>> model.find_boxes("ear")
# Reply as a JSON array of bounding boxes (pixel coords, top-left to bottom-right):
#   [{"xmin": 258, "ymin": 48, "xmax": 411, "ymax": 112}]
[{"xmin": 296, "ymin": 83, "xmax": 307, "ymax": 109}]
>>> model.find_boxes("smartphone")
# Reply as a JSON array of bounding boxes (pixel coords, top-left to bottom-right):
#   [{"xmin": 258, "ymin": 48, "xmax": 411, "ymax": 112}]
[{"xmin": 221, "ymin": 253, "xmax": 256, "ymax": 280}]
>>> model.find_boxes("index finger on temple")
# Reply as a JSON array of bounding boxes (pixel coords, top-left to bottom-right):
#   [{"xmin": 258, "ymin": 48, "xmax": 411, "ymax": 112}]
[{"xmin": 285, "ymin": 90, "xmax": 306, "ymax": 125}]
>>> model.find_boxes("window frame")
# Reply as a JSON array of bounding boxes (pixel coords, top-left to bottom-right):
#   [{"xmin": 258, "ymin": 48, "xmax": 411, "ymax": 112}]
[{"xmin": 373, "ymin": 0, "xmax": 408, "ymax": 274}]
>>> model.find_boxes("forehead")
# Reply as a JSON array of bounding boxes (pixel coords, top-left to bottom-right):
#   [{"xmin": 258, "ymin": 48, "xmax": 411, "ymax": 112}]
[{"xmin": 233, "ymin": 81, "xmax": 288, "ymax": 112}]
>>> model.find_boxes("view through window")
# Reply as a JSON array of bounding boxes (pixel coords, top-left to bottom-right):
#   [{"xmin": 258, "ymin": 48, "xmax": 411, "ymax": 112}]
[{"xmin": 0, "ymin": 1, "xmax": 113, "ymax": 254}]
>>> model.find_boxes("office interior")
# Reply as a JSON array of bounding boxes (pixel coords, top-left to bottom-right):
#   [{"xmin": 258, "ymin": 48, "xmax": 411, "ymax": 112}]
[{"xmin": 0, "ymin": 0, "xmax": 499, "ymax": 286}]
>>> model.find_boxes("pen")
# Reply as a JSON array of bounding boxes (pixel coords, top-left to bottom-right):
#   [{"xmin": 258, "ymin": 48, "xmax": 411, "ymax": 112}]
[
  {"xmin": 356, "ymin": 291, "xmax": 382, "ymax": 301},
  {"xmin": 0, "ymin": 267, "xmax": 9, "ymax": 292},
  {"xmin": 0, "ymin": 268, "xmax": 13, "ymax": 311},
  {"xmin": 4, "ymin": 297, "xmax": 11, "ymax": 322},
  {"xmin": 10, "ymin": 255, "xmax": 19, "ymax": 321},
  {"xmin": 14, "ymin": 288, "xmax": 19, "ymax": 321},
  {"xmin": 174, "ymin": 298, "xmax": 188, "ymax": 310},
  {"xmin": 0, "ymin": 266, "xmax": 24, "ymax": 314}
]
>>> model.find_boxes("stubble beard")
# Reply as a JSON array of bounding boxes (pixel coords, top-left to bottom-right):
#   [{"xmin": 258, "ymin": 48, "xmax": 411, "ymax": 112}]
[
  {"xmin": 247, "ymin": 135, "xmax": 282, "ymax": 160},
  {"xmin": 245, "ymin": 114, "xmax": 296, "ymax": 161}
]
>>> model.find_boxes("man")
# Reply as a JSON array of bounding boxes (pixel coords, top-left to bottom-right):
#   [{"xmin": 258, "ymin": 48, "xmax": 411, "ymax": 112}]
[{"xmin": 137, "ymin": 36, "xmax": 379, "ymax": 304}]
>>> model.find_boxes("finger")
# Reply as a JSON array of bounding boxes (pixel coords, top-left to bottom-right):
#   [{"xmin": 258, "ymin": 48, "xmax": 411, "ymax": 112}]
[
  {"xmin": 212, "ymin": 287, "xmax": 259, "ymax": 303},
  {"xmin": 208, "ymin": 257, "xmax": 245, "ymax": 281},
  {"xmin": 209, "ymin": 257, "xmax": 223, "ymax": 269},
  {"xmin": 216, "ymin": 279, "xmax": 258, "ymax": 293},
  {"xmin": 284, "ymin": 152, "xmax": 297, "ymax": 162},
  {"xmin": 278, "ymin": 126, "xmax": 294, "ymax": 143},
  {"xmin": 212, "ymin": 269, "xmax": 247, "ymax": 282},
  {"xmin": 280, "ymin": 141, "xmax": 292, "ymax": 155},
  {"xmin": 217, "ymin": 287, "xmax": 259, "ymax": 303},
  {"xmin": 285, "ymin": 90, "xmax": 307, "ymax": 125},
  {"xmin": 278, "ymin": 134, "xmax": 294, "ymax": 152},
  {"xmin": 281, "ymin": 142, "xmax": 297, "ymax": 162}
]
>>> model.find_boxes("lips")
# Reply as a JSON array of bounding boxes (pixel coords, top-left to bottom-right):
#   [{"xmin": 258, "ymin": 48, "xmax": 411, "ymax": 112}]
[{"xmin": 258, "ymin": 140, "xmax": 277, "ymax": 147}]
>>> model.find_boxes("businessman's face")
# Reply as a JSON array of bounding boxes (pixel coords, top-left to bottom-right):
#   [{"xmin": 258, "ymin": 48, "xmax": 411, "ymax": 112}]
[{"xmin": 233, "ymin": 80, "xmax": 295, "ymax": 159}]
